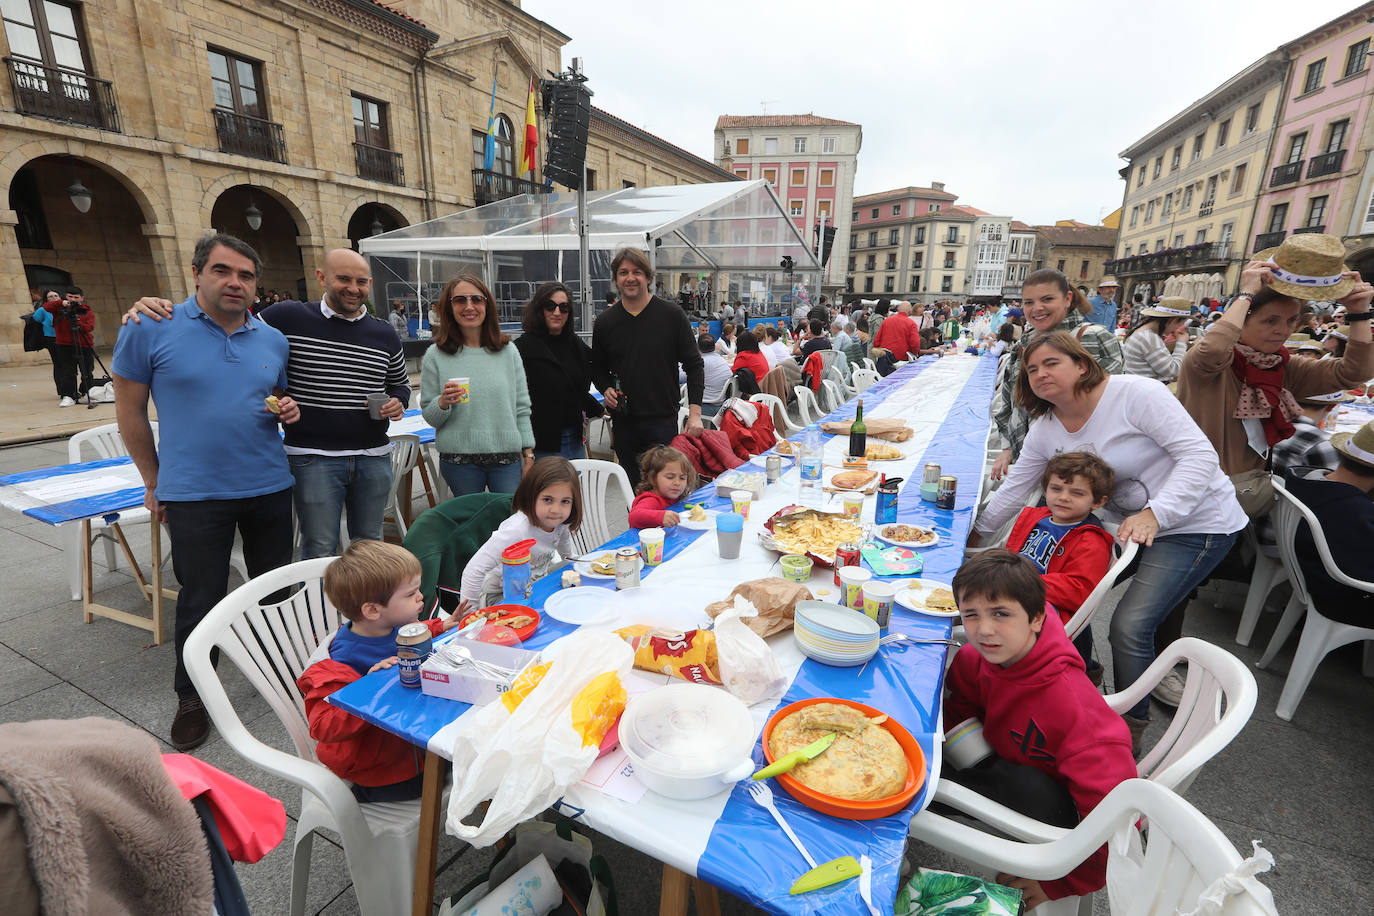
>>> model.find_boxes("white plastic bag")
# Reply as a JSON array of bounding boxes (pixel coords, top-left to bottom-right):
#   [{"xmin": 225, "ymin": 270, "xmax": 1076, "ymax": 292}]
[
  {"xmin": 714, "ymin": 595, "xmax": 787, "ymax": 706},
  {"xmin": 445, "ymin": 631, "xmax": 633, "ymax": 847}
]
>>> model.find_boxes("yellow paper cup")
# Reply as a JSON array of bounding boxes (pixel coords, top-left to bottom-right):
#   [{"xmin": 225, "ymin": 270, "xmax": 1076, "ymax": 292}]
[
  {"xmin": 837, "ymin": 566, "xmax": 872, "ymax": 611},
  {"xmin": 639, "ymin": 527, "xmax": 665, "ymax": 565},
  {"xmin": 842, "ymin": 492, "xmax": 864, "ymax": 519},
  {"xmin": 730, "ymin": 489, "xmax": 752, "ymax": 519}
]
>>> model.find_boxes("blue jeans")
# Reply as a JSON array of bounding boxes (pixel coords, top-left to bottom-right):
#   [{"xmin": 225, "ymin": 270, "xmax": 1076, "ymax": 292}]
[
  {"xmin": 289, "ymin": 453, "xmax": 395, "ymax": 559},
  {"xmin": 1108, "ymin": 530, "xmax": 1239, "ymax": 719},
  {"xmin": 440, "ymin": 458, "xmax": 522, "ymax": 497},
  {"xmin": 534, "ymin": 427, "xmax": 586, "ymax": 461}
]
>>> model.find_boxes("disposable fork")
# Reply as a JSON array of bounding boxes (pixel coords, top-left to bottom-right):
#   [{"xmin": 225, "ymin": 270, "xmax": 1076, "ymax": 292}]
[{"xmin": 746, "ymin": 780, "xmax": 817, "ymax": 868}]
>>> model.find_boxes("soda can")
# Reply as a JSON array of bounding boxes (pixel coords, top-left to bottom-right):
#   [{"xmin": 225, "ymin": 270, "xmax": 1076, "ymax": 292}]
[
  {"xmin": 923, "ymin": 463, "xmax": 942, "ymax": 485},
  {"xmin": 833, "ymin": 542, "xmax": 861, "ymax": 586},
  {"xmin": 876, "ymin": 477, "xmax": 902, "ymax": 525},
  {"xmin": 766, "ymin": 455, "xmax": 782, "ymax": 482},
  {"xmin": 615, "ymin": 546, "xmax": 641, "ymax": 590},
  {"xmin": 395, "ymin": 622, "xmax": 433, "ymax": 688},
  {"xmin": 936, "ymin": 475, "xmax": 958, "ymax": 510}
]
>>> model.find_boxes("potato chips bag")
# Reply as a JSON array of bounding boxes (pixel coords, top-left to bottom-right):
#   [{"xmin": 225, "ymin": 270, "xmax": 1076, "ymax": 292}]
[{"xmin": 614, "ymin": 625, "xmax": 721, "ymax": 685}]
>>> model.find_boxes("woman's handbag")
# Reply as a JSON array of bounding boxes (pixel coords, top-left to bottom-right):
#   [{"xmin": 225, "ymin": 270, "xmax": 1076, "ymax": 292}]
[{"xmin": 1229, "ymin": 468, "xmax": 1275, "ymax": 518}]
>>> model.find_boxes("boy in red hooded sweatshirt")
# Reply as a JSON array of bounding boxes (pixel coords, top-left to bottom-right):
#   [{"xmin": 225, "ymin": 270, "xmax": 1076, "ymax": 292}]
[{"xmin": 943, "ymin": 550, "xmax": 1137, "ymax": 909}]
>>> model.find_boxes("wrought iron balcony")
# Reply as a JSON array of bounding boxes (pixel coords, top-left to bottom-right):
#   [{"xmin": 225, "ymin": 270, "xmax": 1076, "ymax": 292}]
[
  {"xmin": 212, "ymin": 108, "xmax": 287, "ymax": 163},
  {"xmin": 1104, "ymin": 241, "xmax": 1234, "ymax": 276},
  {"xmin": 5, "ymin": 57, "xmax": 119, "ymax": 131},
  {"xmin": 1306, "ymin": 149, "xmax": 1346, "ymax": 179},
  {"xmin": 1269, "ymin": 161, "xmax": 1303, "ymax": 187},
  {"xmin": 1293, "ymin": 225, "xmax": 1326, "ymax": 234},
  {"xmin": 1254, "ymin": 230, "xmax": 1286, "ymax": 251},
  {"xmin": 354, "ymin": 142, "xmax": 403, "ymax": 185},
  {"xmin": 471, "ymin": 169, "xmax": 548, "ymax": 205}
]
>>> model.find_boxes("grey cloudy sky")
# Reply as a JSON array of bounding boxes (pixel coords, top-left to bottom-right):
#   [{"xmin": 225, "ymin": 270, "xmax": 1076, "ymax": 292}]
[{"xmin": 524, "ymin": 0, "xmax": 1361, "ymax": 225}]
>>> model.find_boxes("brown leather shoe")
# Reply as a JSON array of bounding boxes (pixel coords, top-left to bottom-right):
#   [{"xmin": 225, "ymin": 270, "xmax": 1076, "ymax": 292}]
[
  {"xmin": 1122, "ymin": 713, "xmax": 1149, "ymax": 759},
  {"xmin": 170, "ymin": 696, "xmax": 210, "ymax": 751}
]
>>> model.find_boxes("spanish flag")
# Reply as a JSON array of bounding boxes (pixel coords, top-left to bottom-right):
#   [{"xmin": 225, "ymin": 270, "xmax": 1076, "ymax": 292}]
[{"xmin": 519, "ymin": 77, "xmax": 538, "ymax": 176}]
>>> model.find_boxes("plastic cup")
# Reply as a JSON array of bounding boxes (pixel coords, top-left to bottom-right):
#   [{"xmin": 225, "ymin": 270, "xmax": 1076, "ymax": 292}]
[
  {"xmin": 837, "ymin": 566, "xmax": 872, "ymax": 610},
  {"xmin": 639, "ymin": 527, "xmax": 665, "ymax": 566},
  {"xmin": 730, "ymin": 489, "xmax": 752, "ymax": 519},
  {"xmin": 842, "ymin": 492, "xmax": 864, "ymax": 519},
  {"xmin": 366, "ymin": 392, "xmax": 388, "ymax": 420},
  {"xmin": 780, "ymin": 553, "xmax": 813, "ymax": 583},
  {"xmin": 447, "ymin": 377, "xmax": 470, "ymax": 405},
  {"xmin": 862, "ymin": 580, "xmax": 895, "ymax": 624},
  {"xmin": 943, "ymin": 716, "xmax": 995, "ymax": 770},
  {"xmin": 715, "ymin": 512, "xmax": 744, "ymax": 559}
]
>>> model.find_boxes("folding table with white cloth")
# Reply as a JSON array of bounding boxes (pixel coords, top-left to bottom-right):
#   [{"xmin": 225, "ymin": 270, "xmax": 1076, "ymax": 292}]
[{"xmin": 329, "ymin": 353, "xmax": 1001, "ymax": 915}]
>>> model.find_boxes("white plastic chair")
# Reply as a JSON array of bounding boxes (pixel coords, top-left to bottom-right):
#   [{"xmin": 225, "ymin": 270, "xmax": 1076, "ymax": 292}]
[
  {"xmin": 915, "ymin": 779, "xmax": 1279, "ymax": 916},
  {"xmin": 851, "ymin": 367, "xmax": 881, "ymax": 392},
  {"xmin": 1235, "ymin": 523, "xmax": 1286, "ymax": 647},
  {"xmin": 183, "ymin": 559, "xmax": 428, "ymax": 916},
  {"xmin": 749, "ymin": 393, "xmax": 803, "ymax": 436},
  {"xmin": 819, "ymin": 378, "xmax": 846, "ymax": 414},
  {"xmin": 1062, "ymin": 539, "xmax": 1139, "ymax": 641},
  {"xmin": 384, "ymin": 434, "xmax": 422, "ymax": 539},
  {"xmin": 792, "ymin": 385, "xmax": 824, "ymax": 425},
  {"xmin": 570, "ymin": 459, "xmax": 633, "ymax": 556},
  {"xmin": 66, "ymin": 423, "xmax": 162, "ymax": 598},
  {"xmin": 861, "ymin": 357, "xmax": 877, "ymax": 373},
  {"xmin": 1256, "ymin": 475, "xmax": 1374, "ymax": 720}
]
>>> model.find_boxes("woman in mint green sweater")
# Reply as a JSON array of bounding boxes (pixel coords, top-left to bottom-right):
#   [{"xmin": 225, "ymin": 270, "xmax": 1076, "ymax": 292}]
[{"xmin": 421, "ymin": 274, "xmax": 535, "ymax": 496}]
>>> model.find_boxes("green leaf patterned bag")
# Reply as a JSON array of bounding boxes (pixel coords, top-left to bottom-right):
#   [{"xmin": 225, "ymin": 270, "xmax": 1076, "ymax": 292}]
[{"xmin": 894, "ymin": 868, "xmax": 1023, "ymax": 916}]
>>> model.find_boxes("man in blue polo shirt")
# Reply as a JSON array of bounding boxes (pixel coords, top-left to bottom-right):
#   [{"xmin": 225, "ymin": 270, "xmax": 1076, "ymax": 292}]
[{"xmin": 113, "ymin": 233, "xmax": 298, "ymax": 751}]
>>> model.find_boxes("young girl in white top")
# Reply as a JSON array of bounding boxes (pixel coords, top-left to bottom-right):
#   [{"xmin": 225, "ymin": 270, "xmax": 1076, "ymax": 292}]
[{"xmin": 460, "ymin": 457, "xmax": 584, "ymax": 606}]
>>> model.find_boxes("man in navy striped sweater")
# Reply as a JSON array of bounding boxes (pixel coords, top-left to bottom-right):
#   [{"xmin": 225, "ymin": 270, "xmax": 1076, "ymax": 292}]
[{"xmin": 128, "ymin": 249, "xmax": 410, "ymax": 558}]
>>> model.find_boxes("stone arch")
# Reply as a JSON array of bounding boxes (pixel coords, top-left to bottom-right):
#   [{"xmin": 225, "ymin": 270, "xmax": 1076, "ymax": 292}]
[
  {"xmin": 200, "ymin": 172, "xmax": 313, "ymax": 240},
  {"xmin": 1347, "ymin": 246, "xmax": 1374, "ymax": 283},
  {"xmin": 339, "ymin": 192, "xmax": 418, "ymax": 229},
  {"xmin": 0, "ymin": 139, "xmax": 170, "ymax": 227}
]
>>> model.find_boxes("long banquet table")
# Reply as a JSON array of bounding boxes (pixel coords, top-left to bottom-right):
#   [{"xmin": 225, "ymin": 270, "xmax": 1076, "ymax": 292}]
[{"xmin": 330, "ymin": 352, "xmax": 1000, "ymax": 915}]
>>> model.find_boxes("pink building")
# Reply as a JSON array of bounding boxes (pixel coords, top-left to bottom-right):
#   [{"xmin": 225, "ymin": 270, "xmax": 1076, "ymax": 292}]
[{"xmin": 1254, "ymin": 2, "xmax": 1374, "ymax": 274}]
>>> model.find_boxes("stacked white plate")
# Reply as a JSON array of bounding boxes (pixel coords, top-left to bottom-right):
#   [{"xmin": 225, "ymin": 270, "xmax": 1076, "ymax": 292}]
[{"xmin": 792, "ymin": 600, "xmax": 880, "ymax": 667}]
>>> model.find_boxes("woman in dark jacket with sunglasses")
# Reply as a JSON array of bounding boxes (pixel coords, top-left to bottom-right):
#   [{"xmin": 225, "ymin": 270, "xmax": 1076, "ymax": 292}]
[{"xmin": 514, "ymin": 282, "xmax": 604, "ymax": 459}]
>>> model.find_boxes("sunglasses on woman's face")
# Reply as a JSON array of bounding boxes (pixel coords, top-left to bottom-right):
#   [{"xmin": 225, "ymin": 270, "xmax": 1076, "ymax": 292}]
[
  {"xmin": 450, "ymin": 294, "xmax": 486, "ymax": 305},
  {"xmin": 543, "ymin": 301, "xmax": 571, "ymax": 314}
]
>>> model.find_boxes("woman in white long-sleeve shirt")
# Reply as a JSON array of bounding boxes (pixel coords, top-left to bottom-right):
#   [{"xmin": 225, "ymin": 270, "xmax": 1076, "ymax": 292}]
[
  {"xmin": 1121, "ymin": 297, "xmax": 1191, "ymax": 382},
  {"xmin": 972, "ymin": 331, "xmax": 1247, "ymax": 740}
]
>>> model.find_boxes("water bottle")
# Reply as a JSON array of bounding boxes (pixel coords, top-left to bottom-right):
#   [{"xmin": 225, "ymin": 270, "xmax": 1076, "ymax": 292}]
[
  {"xmin": 500, "ymin": 538, "xmax": 537, "ymax": 603},
  {"xmin": 798, "ymin": 423, "xmax": 823, "ymax": 507}
]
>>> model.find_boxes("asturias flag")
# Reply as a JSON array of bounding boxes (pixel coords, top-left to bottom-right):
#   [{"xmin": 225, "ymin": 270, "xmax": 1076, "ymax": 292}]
[
  {"xmin": 482, "ymin": 70, "xmax": 497, "ymax": 173},
  {"xmin": 519, "ymin": 77, "xmax": 537, "ymax": 176}
]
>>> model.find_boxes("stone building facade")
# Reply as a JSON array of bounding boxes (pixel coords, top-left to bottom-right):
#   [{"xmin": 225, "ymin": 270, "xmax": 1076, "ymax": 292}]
[
  {"xmin": 846, "ymin": 183, "xmax": 959, "ymax": 297},
  {"xmin": 1032, "ymin": 225, "xmax": 1118, "ymax": 293},
  {"xmin": 0, "ymin": 0, "xmax": 732, "ymax": 363}
]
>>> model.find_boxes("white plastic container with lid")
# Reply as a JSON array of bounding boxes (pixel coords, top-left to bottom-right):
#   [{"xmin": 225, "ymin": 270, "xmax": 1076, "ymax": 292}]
[{"xmin": 619, "ymin": 683, "xmax": 756, "ymax": 800}]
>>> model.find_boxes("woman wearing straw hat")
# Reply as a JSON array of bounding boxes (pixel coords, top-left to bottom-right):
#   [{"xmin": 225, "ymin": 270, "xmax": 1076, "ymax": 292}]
[
  {"xmin": 1283, "ymin": 419, "xmax": 1374, "ymax": 624},
  {"xmin": 1122, "ymin": 297, "xmax": 1191, "ymax": 382},
  {"xmin": 1322, "ymin": 324, "xmax": 1349, "ymax": 358},
  {"xmin": 1176, "ymin": 233, "xmax": 1374, "ymax": 483}
]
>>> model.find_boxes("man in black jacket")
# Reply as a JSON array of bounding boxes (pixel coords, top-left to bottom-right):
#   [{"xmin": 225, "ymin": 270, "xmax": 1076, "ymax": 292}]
[{"xmin": 592, "ymin": 248, "xmax": 704, "ymax": 487}]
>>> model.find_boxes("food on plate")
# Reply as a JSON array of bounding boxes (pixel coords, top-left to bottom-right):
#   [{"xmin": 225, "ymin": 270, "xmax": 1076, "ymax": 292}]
[
  {"xmin": 881, "ymin": 524, "xmax": 936, "ymax": 545},
  {"xmin": 561, "ymin": 570, "xmax": 582, "ymax": 588},
  {"xmin": 615, "ymin": 625, "xmax": 721, "ymax": 685},
  {"xmin": 926, "ymin": 587, "xmax": 958, "ymax": 613},
  {"xmin": 831, "ymin": 469, "xmax": 878, "ymax": 491},
  {"xmin": 688, "ymin": 504, "xmax": 708, "ymax": 522},
  {"xmin": 769, "ymin": 512, "xmax": 863, "ymax": 561},
  {"xmin": 264, "ymin": 395, "xmax": 281, "ymax": 415},
  {"xmin": 769, "ymin": 703, "xmax": 907, "ymax": 800},
  {"xmin": 774, "ymin": 439, "xmax": 795, "ymax": 455},
  {"xmin": 589, "ymin": 553, "xmax": 616, "ymax": 575},
  {"xmin": 865, "ymin": 443, "xmax": 902, "ymax": 461},
  {"xmin": 842, "ymin": 455, "xmax": 869, "ymax": 470}
]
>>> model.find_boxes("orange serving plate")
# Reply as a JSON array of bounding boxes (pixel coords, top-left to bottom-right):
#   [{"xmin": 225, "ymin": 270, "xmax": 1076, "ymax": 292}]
[
  {"xmin": 459, "ymin": 604, "xmax": 540, "ymax": 642},
  {"xmin": 761, "ymin": 697, "xmax": 926, "ymax": 820}
]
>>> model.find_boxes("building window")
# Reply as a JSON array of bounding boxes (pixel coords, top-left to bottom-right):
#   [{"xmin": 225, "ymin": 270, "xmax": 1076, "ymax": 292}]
[
  {"xmin": 764, "ymin": 137, "xmax": 777, "ymax": 154},
  {"xmin": 1056, "ymin": 258, "xmax": 1066, "ymax": 272},
  {"xmin": 885, "ymin": 253, "xmax": 896, "ymax": 269},
  {"xmin": 209, "ymin": 47, "xmax": 267, "ymax": 118},
  {"xmin": 1181, "ymin": 185, "xmax": 1194, "ymax": 210},
  {"xmin": 1326, "ymin": 118, "xmax": 1349, "ymax": 152},
  {"xmin": 1137, "ymin": 166, "xmax": 1146, "ymax": 187},
  {"xmin": 847, "ymin": 256, "xmax": 856, "ymax": 271},
  {"xmin": 762, "ymin": 167, "xmax": 777, "ymax": 187},
  {"xmin": 1229, "ymin": 164, "xmax": 1246, "ymax": 195},
  {"xmin": 819, "ymin": 167, "xmax": 834, "ymax": 186},
  {"xmin": 867, "ymin": 230, "xmax": 877, "ymax": 247},
  {"xmin": 793, "ymin": 137, "xmax": 806, "ymax": 153},
  {"xmin": 1172, "ymin": 234, "xmax": 1184, "ymax": 248},
  {"xmin": 817, "ymin": 199, "xmax": 831, "ymax": 218},
  {"xmin": 888, "ymin": 229, "xmax": 899, "ymax": 245},
  {"xmin": 852, "ymin": 209, "xmax": 859, "ymax": 222},
  {"xmin": 1162, "ymin": 192, "xmax": 1173, "ymax": 220},
  {"xmin": 789, "ymin": 199, "xmax": 804, "ymax": 217},
  {"xmin": 734, "ymin": 138, "xmax": 749, "ymax": 155},
  {"xmin": 846, "ymin": 276, "xmax": 854, "ymax": 292},
  {"xmin": 822, "ymin": 136, "xmax": 836, "ymax": 153},
  {"xmin": 1219, "ymin": 222, "xmax": 1234, "ymax": 252},
  {"xmin": 1306, "ymin": 195, "xmax": 1328, "ymax": 228},
  {"xmin": 734, "ymin": 168, "xmax": 749, "ymax": 179},
  {"xmin": 1344, "ymin": 38, "xmax": 1370, "ymax": 77},
  {"xmin": 890, "ymin": 204, "xmax": 900, "ymax": 216},
  {"xmin": 790, "ymin": 167, "xmax": 805, "ymax": 185},
  {"xmin": 1153, "ymin": 156, "xmax": 1163, "ymax": 178},
  {"xmin": 1245, "ymin": 103, "xmax": 1261, "ymax": 134},
  {"xmin": 946, "ymin": 226, "xmax": 958, "ymax": 243},
  {"xmin": 1215, "ymin": 118, "xmax": 1230, "ymax": 148},
  {"xmin": 871, "ymin": 207, "xmax": 879, "ymax": 218},
  {"xmin": 943, "ymin": 251, "xmax": 956, "ymax": 268},
  {"xmin": 1195, "ymin": 228, "xmax": 1208, "ymax": 244},
  {"xmin": 865, "ymin": 254, "xmax": 876, "ymax": 270},
  {"xmin": 1129, "ymin": 206, "xmax": 1139, "ymax": 228},
  {"xmin": 911, "ymin": 276, "xmax": 921, "ymax": 292},
  {"xmin": 864, "ymin": 277, "xmax": 874, "ymax": 292},
  {"xmin": 931, "ymin": 203, "xmax": 941, "ymax": 212},
  {"xmin": 1267, "ymin": 202, "xmax": 1288, "ymax": 233},
  {"xmin": 912, "ymin": 251, "xmax": 923, "ymax": 268},
  {"xmin": 1123, "ymin": 245, "xmax": 1132, "ymax": 257},
  {"xmin": 884, "ymin": 276, "xmax": 895, "ymax": 292},
  {"xmin": 3, "ymin": 0, "xmax": 92, "ymax": 74},
  {"xmin": 1171, "ymin": 145, "xmax": 1182, "ymax": 169},
  {"xmin": 941, "ymin": 275, "xmax": 952, "ymax": 293},
  {"xmin": 351, "ymin": 93, "xmax": 389, "ymax": 149},
  {"xmin": 1192, "ymin": 133, "xmax": 1205, "ymax": 161},
  {"xmin": 1285, "ymin": 132, "xmax": 1306, "ymax": 163},
  {"xmin": 915, "ymin": 227, "xmax": 925, "ymax": 244},
  {"xmin": 585, "ymin": 168, "xmax": 596, "ymax": 190},
  {"xmin": 1302, "ymin": 58, "xmax": 1325, "ymax": 93},
  {"xmin": 1144, "ymin": 198, "xmax": 1156, "ymax": 222},
  {"xmin": 1078, "ymin": 259, "xmax": 1088, "ymax": 279}
]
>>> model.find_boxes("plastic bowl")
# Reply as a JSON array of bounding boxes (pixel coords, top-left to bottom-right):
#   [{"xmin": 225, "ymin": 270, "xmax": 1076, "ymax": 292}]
[{"xmin": 761, "ymin": 697, "xmax": 926, "ymax": 819}]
